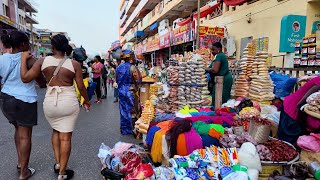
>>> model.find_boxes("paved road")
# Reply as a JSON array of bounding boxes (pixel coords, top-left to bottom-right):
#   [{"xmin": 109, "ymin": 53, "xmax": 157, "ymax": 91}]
[{"xmin": 0, "ymin": 88, "xmax": 139, "ymax": 180}]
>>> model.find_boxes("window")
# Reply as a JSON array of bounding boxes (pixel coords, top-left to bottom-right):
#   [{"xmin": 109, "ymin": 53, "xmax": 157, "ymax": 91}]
[{"xmin": 3, "ymin": 4, "xmax": 9, "ymax": 17}]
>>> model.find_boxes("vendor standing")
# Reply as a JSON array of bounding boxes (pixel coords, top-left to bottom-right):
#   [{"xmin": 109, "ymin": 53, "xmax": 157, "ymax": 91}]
[
  {"xmin": 278, "ymin": 76, "xmax": 320, "ymax": 144},
  {"xmin": 205, "ymin": 42, "xmax": 233, "ymax": 105},
  {"xmin": 116, "ymin": 50, "xmax": 142, "ymax": 135}
]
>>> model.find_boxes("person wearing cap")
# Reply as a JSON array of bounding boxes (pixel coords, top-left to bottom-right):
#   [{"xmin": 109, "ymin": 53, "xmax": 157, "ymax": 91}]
[{"xmin": 116, "ymin": 49, "xmax": 142, "ymax": 135}]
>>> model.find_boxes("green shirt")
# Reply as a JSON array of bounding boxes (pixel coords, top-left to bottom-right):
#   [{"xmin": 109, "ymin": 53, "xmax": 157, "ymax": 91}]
[{"xmin": 215, "ymin": 52, "xmax": 229, "ymax": 76}]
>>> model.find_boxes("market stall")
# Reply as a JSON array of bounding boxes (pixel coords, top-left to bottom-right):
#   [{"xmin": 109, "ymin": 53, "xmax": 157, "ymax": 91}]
[{"xmin": 98, "ymin": 32, "xmax": 320, "ymax": 180}]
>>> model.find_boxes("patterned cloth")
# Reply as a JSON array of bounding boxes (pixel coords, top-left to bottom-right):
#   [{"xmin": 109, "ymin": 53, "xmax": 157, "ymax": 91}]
[{"xmin": 116, "ymin": 62, "xmax": 135, "ymax": 135}]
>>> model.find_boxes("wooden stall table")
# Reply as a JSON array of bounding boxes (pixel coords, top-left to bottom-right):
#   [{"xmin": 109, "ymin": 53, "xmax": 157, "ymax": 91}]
[{"xmin": 140, "ymin": 78, "xmax": 157, "ymax": 104}]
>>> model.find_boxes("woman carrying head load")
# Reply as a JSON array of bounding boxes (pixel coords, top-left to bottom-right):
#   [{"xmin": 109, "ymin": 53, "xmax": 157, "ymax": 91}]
[
  {"xmin": 20, "ymin": 34, "xmax": 90, "ymax": 180},
  {"xmin": 0, "ymin": 30, "xmax": 44, "ymax": 180}
]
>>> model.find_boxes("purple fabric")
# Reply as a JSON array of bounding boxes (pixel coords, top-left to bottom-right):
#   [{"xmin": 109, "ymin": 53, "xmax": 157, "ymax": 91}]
[{"xmin": 185, "ymin": 128, "xmax": 203, "ymax": 154}]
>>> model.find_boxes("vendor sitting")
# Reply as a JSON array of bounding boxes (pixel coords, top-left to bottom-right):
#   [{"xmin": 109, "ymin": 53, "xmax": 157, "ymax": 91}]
[{"xmin": 278, "ymin": 76, "xmax": 320, "ymax": 145}]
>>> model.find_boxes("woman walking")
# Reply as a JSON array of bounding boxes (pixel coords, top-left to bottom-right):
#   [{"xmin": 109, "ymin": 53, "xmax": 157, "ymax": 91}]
[
  {"xmin": 92, "ymin": 55, "xmax": 104, "ymax": 103},
  {"xmin": 20, "ymin": 34, "xmax": 90, "ymax": 180},
  {"xmin": 0, "ymin": 30, "xmax": 39, "ymax": 180}
]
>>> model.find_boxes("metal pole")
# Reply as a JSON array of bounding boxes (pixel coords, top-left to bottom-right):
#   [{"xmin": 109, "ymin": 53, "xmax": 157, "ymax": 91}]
[{"xmin": 196, "ymin": 0, "xmax": 200, "ymax": 49}]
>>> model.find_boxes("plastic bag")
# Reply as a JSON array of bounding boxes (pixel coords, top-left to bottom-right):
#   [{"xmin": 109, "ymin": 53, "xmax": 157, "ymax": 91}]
[
  {"xmin": 97, "ymin": 143, "xmax": 112, "ymax": 168},
  {"xmin": 125, "ymin": 164, "xmax": 154, "ymax": 180},
  {"xmin": 270, "ymin": 72, "xmax": 297, "ymax": 98},
  {"xmin": 238, "ymin": 142, "xmax": 262, "ymax": 172},
  {"xmin": 260, "ymin": 104, "xmax": 280, "ymax": 125}
]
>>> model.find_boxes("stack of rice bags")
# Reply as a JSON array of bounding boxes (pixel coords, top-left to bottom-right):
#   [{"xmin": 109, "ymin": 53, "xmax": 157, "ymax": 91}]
[
  {"xmin": 177, "ymin": 63, "xmax": 187, "ymax": 109},
  {"xmin": 245, "ymin": 44, "xmax": 254, "ymax": 77},
  {"xmin": 249, "ymin": 51, "xmax": 275, "ymax": 102},
  {"xmin": 234, "ymin": 44, "xmax": 253, "ymax": 97},
  {"xmin": 167, "ymin": 65, "xmax": 179, "ymax": 112}
]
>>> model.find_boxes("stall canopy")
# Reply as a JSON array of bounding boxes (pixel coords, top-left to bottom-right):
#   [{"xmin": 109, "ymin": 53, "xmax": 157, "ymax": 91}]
[
  {"xmin": 134, "ymin": 31, "xmax": 144, "ymax": 38},
  {"xmin": 193, "ymin": 3, "xmax": 221, "ymax": 19},
  {"xmin": 224, "ymin": 0, "xmax": 248, "ymax": 6},
  {"xmin": 176, "ymin": 17, "xmax": 192, "ymax": 27},
  {"xmin": 150, "ymin": 22, "xmax": 159, "ymax": 31}
]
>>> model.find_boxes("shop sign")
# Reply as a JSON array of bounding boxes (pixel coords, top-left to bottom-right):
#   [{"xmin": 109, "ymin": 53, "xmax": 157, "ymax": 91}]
[
  {"xmin": 159, "ymin": 32, "xmax": 171, "ymax": 49},
  {"xmin": 146, "ymin": 36, "xmax": 160, "ymax": 52},
  {"xmin": 134, "ymin": 43, "xmax": 145, "ymax": 55},
  {"xmin": 312, "ymin": 21, "xmax": 320, "ymax": 34},
  {"xmin": 199, "ymin": 26, "xmax": 224, "ymax": 48},
  {"xmin": 252, "ymin": 37, "xmax": 269, "ymax": 54},
  {"xmin": 0, "ymin": 15, "xmax": 16, "ymax": 27},
  {"xmin": 199, "ymin": 26, "xmax": 225, "ymax": 37},
  {"xmin": 171, "ymin": 22, "xmax": 195, "ymax": 46},
  {"xmin": 279, "ymin": 15, "xmax": 306, "ymax": 52}
]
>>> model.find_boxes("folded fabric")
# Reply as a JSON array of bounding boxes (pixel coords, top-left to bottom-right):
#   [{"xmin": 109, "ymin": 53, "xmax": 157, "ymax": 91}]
[
  {"xmin": 208, "ymin": 128, "xmax": 222, "ymax": 139},
  {"xmin": 175, "ymin": 112, "xmax": 192, "ymax": 118},
  {"xmin": 193, "ymin": 121, "xmax": 210, "ymax": 135},
  {"xmin": 154, "ymin": 113, "xmax": 175, "ymax": 122},
  {"xmin": 151, "ymin": 130, "xmax": 164, "ymax": 163},
  {"xmin": 146, "ymin": 126, "xmax": 161, "ymax": 147},
  {"xmin": 185, "ymin": 128, "xmax": 203, "ymax": 155},
  {"xmin": 297, "ymin": 133, "xmax": 320, "ymax": 152},
  {"xmin": 201, "ymin": 135, "xmax": 220, "ymax": 147},
  {"xmin": 177, "ymin": 133, "xmax": 188, "ymax": 156},
  {"xmin": 209, "ymin": 124, "xmax": 225, "ymax": 134},
  {"xmin": 190, "ymin": 111, "xmax": 216, "ymax": 117},
  {"xmin": 178, "ymin": 105, "xmax": 199, "ymax": 114}
]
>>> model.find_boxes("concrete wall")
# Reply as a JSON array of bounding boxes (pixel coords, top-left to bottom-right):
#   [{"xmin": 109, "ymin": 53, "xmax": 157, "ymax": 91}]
[
  {"xmin": 201, "ymin": 0, "xmax": 308, "ymax": 67},
  {"xmin": 306, "ymin": 1, "xmax": 320, "ymax": 34}
]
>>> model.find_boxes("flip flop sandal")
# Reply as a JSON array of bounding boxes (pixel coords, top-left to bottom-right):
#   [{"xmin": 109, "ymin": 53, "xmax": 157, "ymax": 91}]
[
  {"xmin": 20, "ymin": 168, "xmax": 35, "ymax": 180},
  {"xmin": 54, "ymin": 163, "xmax": 60, "ymax": 174},
  {"xmin": 58, "ymin": 170, "xmax": 74, "ymax": 180}
]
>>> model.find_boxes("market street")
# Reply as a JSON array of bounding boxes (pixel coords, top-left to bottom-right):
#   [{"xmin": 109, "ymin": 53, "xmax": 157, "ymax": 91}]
[{"xmin": 0, "ymin": 88, "xmax": 139, "ymax": 180}]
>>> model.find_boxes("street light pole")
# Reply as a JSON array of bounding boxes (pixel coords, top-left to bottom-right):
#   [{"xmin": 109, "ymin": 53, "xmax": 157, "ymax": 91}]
[{"xmin": 196, "ymin": 0, "xmax": 200, "ymax": 50}]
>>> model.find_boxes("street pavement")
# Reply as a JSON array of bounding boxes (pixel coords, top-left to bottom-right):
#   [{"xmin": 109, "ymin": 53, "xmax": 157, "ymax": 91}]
[{"xmin": 0, "ymin": 87, "xmax": 139, "ymax": 180}]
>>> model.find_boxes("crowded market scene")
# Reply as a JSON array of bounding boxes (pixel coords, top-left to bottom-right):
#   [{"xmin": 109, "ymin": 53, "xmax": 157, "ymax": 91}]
[{"xmin": 0, "ymin": 0, "xmax": 320, "ymax": 180}]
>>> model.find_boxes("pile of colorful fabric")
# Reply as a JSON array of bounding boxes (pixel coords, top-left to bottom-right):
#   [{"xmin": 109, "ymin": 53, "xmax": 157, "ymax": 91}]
[{"xmin": 145, "ymin": 106, "xmax": 235, "ymax": 163}]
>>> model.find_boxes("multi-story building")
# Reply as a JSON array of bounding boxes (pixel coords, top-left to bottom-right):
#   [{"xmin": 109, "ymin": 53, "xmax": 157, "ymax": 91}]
[
  {"xmin": 36, "ymin": 29, "xmax": 72, "ymax": 56},
  {"xmin": 0, "ymin": 0, "xmax": 39, "ymax": 55},
  {"xmin": 119, "ymin": 0, "xmax": 320, "ymax": 67}
]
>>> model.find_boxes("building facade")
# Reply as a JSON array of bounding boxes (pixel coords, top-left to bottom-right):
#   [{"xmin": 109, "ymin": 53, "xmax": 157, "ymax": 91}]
[
  {"xmin": 0, "ymin": 0, "xmax": 39, "ymax": 55},
  {"xmin": 118, "ymin": 0, "xmax": 320, "ymax": 67},
  {"xmin": 36, "ymin": 29, "xmax": 72, "ymax": 56}
]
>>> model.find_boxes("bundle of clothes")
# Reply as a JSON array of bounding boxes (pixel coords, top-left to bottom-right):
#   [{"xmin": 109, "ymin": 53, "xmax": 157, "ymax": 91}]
[{"xmin": 145, "ymin": 107, "xmax": 235, "ymax": 163}]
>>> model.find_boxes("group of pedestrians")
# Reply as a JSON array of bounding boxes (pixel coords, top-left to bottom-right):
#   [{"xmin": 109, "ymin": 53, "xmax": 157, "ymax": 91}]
[
  {"xmin": 0, "ymin": 31, "xmax": 90, "ymax": 180},
  {"xmin": 0, "ymin": 30, "xmax": 141, "ymax": 179}
]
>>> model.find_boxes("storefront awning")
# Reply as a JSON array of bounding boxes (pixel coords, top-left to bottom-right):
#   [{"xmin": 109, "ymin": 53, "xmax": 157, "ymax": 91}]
[
  {"xmin": 224, "ymin": 0, "xmax": 248, "ymax": 6},
  {"xmin": 134, "ymin": 31, "xmax": 144, "ymax": 38},
  {"xmin": 150, "ymin": 22, "xmax": 158, "ymax": 31},
  {"xmin": 193, "ymin": 3, "xmax": 221, "ymax": 19},
  {"xmin": 176, "ymin": 17, "xmax": 192, "ymax": 27}
]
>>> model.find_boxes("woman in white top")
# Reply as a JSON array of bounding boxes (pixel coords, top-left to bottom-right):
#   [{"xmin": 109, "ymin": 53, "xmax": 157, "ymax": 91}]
[{"xmin": 20, "ymin": 34, "xmax": 90, "ymax": 180}]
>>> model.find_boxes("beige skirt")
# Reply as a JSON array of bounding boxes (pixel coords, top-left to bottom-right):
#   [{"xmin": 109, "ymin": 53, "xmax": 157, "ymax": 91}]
[{"xmin": 43, "ymin": 86, "xmax": 80, "ymax": 133}]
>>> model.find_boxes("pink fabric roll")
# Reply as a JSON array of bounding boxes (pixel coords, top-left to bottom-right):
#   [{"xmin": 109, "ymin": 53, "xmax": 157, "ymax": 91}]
[{"xmin": 185, "ymin": 128, "xmax": 203, "ymax": 154}]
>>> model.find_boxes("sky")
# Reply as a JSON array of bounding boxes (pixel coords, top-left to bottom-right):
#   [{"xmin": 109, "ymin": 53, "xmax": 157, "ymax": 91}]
[{"xmin": 34, "ymin": 0, "xmax": 121, "ymax": 56}]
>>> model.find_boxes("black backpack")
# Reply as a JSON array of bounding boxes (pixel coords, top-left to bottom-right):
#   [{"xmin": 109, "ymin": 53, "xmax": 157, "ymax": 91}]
[{"xmin": 101, "ymin": 65, "xmax": 108, "ymax": 79}]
